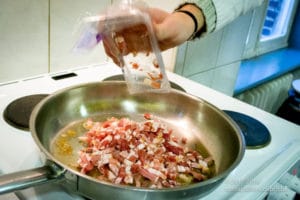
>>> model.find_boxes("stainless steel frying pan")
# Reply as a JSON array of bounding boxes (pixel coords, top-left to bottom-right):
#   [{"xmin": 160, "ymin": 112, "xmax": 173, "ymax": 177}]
[{"xmin": 0, "ymin": 81, "xmax": 245, "ymax": 200}]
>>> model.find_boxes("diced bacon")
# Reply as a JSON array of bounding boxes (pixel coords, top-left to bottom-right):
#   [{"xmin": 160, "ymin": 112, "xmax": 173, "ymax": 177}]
[
  {"xmin": 83, "ymin": 119, "xmax": 93, "ymax": 129},
  {"xmin": 131, "ymin": 163, "xmax": 141, "ymax": 174},
  {"xmin": 131, "ymin": 62, "xmax": 139, "ymax": 69},
  {"xmin": 166, "ymin": 172, "xmax": 177, "ymax": 180},
  {"xmin": 90, "ymin": 154, "xmax": 101, "ymax": 165},
  {"xmin": 124, "ymin": 159, "xmax": 133, "ymax": 167},
  {"xmin": 137, "ymin": 143, "xmax": 145, "ymax": 150},
  {"xmin": 128, "ymin": 155, "xmax": 138, "ymax": 163},
  {"xmin": 181, "ymin": 137, "xmax": 187, "ymax": 144},
  {"xmin": 100, "ymin": 135, "xmax": 113, "ymax": 147},
  {"xmin": 137, "ymin": 149, "xmax": 147, "ymax": 165},
  {"xmin": 164, "ymin": 142, "xmax": 184, "ymax": 155},
  {"xmin": 108, "ymin": 170, "xmax": 116, "ymax": 181},
  {"xmin": 125, "ymin": 165, "xmax": 132, "ymax": 174},
  {"xmin": 198, "ymin": 160, "xmax": 208, "ymax": 168},
  {"xmin": 139, "ymin": 168, "xmax": 159, "ymax": 182},
  {"xmin": 76, "ymin": 114, "xmax": 214, "ymax": 188},
  {"xmin": 152, "ymin": 59, "xmax": 159, "ymax": 68},
  {"xmin": 147, "ymin": 72, "xmax": 163, "ymax": 81},
  {"xmin": 177, "ymin": 165, "xmax": 187, "ymax": 173},
  {"xmin": 150, "ymin": 80, "xmax": 161, "ymax": 89},
  {"xmin": 115, "ymin": 177, "xmax": 123, "ymax": 184},
  {"xmin": 119, "ymin": 150, "xmax": 129, "ymax": 158},
  {"xmin": 143, "ymin": 113, "xmax": 152, "ymax": 120},
  {"xmin": 118, "ymin": 166, "xmax": 126, "ymax": 178},
  {"xmin": 109, "ymin": 158, "xmax": 120, "ymax": 175},
  {"xmin": 97, "ymin": 153, "xmax": 112, "ymax": 167},
  {"xmin": 143, "ymin": 78, "xmax": 161, "ymax": 89},
  {"xmin": 117, "ymin": 138, "xmax": 130, "ymax": 151},
  {"xmin": 190, "ymin": 170, "xmax": 204, "ymax": 181},
  {"xmin": 124, "ymin": 174, "xmax": 134, "ymax": 184},
  {"xmin": 190, "ymin": 162, "xmax": 201, "ymax": 169},
  {"xmin": 147, "ymin": 167, "xmax": 167, "ymax": 180}
]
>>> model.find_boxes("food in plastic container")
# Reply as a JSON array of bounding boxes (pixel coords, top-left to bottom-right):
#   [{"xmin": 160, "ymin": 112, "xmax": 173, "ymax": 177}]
[{"xmin": 73, "ymin": 0, "xmax": 171, "ymax": 94}]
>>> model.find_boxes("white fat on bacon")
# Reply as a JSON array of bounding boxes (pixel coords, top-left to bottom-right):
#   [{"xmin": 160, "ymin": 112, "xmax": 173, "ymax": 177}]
[{"xmin": 77, "ymin": 113, "xmax": 214, "ymax": 188}]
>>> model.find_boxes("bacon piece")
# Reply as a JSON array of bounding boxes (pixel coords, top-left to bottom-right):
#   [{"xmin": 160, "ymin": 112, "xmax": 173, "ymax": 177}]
[
  {"xmin": 139, "ymin": 168, "xmax": 159, "ymax": 182},
  {"xmin": 131, "ymin": 62, "xmax": 139, "ymax": 69},
  {"xmin": 163, "ymin": 142, "xmax": 184, "ymax": 155},
  {"xmin": 147, "ymin": 72, "xmax": 163, "ymax": 81},
  {"xmin": 152, "ymin": 59, "xmax": 159, "ymax": 68},
  {"xmin": 150, "ymin": 81, "xmax": 161, "ymax": 89},
  {"xmin": 76, "ymin": 115, "xmax": 214, "ymax": 188},
  {"xmin": 143, "ymin": 113, "xmax": 152, "ymax": 120}
]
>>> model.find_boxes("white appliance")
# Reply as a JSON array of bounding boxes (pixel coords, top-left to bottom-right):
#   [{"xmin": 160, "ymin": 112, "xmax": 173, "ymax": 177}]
[{"xmin": 0, "ymin": 63, "xmax": 299, "ymax": 200}]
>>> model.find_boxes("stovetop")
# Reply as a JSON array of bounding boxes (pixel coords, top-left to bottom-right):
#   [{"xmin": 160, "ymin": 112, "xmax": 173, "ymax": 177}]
[{"xmin": 0, "ymin": 62, "xmax": 299, "ymax": 200}]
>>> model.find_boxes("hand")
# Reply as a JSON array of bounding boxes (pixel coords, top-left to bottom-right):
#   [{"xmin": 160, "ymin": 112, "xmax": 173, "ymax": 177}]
[
  {"xmin": 149, "ymin": 6, "xmax": 203, "ymax": 51},
  {"xmin": 101, "ymin": 5, "xmax": 204, "ymax": 66}
]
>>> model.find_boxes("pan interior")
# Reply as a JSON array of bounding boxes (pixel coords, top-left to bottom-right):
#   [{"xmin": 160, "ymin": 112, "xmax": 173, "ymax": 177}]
[
  {"xmin": 30, "ymin": 81, "xmax": 243, "ymax": 188},
  {"xmin": 50, "ymin": 112, "xmax": 215, "ymax": 178}
]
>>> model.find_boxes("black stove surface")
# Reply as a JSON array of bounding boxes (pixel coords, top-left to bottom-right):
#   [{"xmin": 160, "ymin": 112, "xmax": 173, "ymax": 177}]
[
  {"xmin": 224, "ymin": 110, "xmax": 271, "ymax": 149},
  {"xmin": 3, "ymin": 94, "xmax": 48, "ymax": 130}
]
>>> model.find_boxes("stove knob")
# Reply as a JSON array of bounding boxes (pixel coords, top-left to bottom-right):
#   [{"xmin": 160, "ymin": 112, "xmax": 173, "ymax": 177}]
[{"xmin": 266, "ymin": 182, "xmax": 296, "ymax": 200}]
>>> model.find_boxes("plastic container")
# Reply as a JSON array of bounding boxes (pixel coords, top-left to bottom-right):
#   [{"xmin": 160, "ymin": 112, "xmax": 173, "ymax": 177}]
[{"xmin": 73, "ymin": 0, "xmax": 171, "ymax": 94}]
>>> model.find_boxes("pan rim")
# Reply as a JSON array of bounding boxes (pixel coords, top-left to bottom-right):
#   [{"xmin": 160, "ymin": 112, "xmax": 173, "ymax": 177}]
[{"xmin": 29, "ymin": 81, "xmax": 245, "ymax": 192}]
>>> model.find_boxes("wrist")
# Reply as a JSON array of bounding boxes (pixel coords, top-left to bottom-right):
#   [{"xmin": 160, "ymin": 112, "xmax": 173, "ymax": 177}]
[
  {"xmin": 175, "ymin": 1, "xmax": 217, "ymax": 40},
  {"xmin": 177, "ymin": 4, "xmax": 205, "ymax": 34}
]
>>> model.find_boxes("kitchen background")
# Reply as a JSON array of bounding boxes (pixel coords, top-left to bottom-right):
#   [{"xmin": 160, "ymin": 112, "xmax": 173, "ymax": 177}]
[{"xmin": 1, "ymin": 0, "xmax": 300, "ymax": 115}]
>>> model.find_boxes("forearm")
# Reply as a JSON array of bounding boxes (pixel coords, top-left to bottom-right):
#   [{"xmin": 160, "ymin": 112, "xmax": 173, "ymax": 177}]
[{"xmin": 212, "ymin": 0, "xmax": 265, "ymax": 30}]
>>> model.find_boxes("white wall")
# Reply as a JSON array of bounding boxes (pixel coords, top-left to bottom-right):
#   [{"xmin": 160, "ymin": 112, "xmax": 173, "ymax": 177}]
[
  {"xmin": 0, "ymin": 0, "xmax": 48, "ymax": 82},
  {"xmin": 0, "ymin": 0, "xmax": 260, "ymax": 96},
  {"xmin": 50, "ymin": 0, "xmax": 110, "ymax": 72},
  {"xmin": 0, "ymin": 0, "xmax": 180, "ymax": 83},
  {"xmin": 175, "ymin": 10, "xmax": 254, "ymax": 96}
]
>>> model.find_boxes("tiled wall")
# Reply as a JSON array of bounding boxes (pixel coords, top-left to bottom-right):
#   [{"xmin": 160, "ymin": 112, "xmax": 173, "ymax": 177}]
[
  {"xmin": 175, "ymin": 10, "xmax": 254, "ymax": 96},
  {"xmin": 0, "ymin": 0, "xmax": 258, "ymax": 96}
]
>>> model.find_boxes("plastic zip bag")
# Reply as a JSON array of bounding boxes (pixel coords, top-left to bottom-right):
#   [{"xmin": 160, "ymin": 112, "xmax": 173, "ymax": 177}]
[{"xmin": 73, "ymin": 0, "xmax": 171, "ymax": 94}]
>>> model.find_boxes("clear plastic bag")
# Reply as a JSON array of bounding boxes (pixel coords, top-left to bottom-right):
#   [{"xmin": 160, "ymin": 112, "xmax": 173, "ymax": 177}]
[{"xmin": 73, "ymin": 0, "xmax": 171, "ymax": 94}]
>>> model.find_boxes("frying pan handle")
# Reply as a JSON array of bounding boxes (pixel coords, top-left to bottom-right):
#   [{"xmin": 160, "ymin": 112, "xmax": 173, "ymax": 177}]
[{"xmin": 0, "ymin": 163, "xmax": 65, "ymax": 194}]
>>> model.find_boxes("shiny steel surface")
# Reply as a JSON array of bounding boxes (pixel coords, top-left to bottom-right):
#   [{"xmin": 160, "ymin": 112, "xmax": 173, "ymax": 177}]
[
  {"xmin": 30, "ymin": 81, "xmax": 245, "ymax": 200},
  {"xmin": 1, "ymin": 81, "xmax": 245, "ymax": 199}
]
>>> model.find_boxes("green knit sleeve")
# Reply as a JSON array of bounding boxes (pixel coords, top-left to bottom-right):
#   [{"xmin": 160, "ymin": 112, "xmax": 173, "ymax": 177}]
[{"xmin": 183, "ymin": 0, "xmax": 217, "ymax": 37}]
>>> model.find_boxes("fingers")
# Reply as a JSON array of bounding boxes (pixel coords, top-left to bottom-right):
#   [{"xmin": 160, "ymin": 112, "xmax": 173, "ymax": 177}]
[
  {"xmin": 100, "ymin": 8, "xmax": 181, "ymax": 64},
  {"xmin": 154, "ymin": 11, "xmax": 196, "ymax": 50},
  {"xmin": 117, "ymin": 24, "xmax": 152, "ymax": 53},
  {"xmin": 102, "ymin": 35, "xmax": 123, "ymax": 66},
  {"xmin": 102, "ymin": 23, "xmax": 153, "ymax": 67},
  {"xmin": 147, "ymin": 8, "xmax": 169, "ymax": 24}
]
